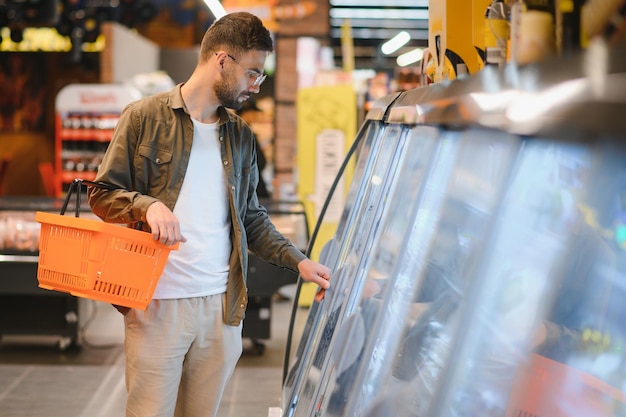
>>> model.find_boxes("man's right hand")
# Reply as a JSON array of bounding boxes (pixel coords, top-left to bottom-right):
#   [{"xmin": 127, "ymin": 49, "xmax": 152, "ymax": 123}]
[{"xmin": 145, "ymin": 201, "xmax": 187, "ymax": 246}]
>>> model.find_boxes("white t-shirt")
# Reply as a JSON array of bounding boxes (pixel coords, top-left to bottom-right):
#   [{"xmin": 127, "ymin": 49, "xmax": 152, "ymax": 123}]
[{"xmin": 153, "ymin": 118, "xmax": 232, "ymax": 299}]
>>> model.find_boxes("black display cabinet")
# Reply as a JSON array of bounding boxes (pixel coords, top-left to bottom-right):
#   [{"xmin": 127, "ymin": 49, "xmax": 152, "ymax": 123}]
[{"xmin": 0, "ymin": 197, "xmax": 89, "ymax": 350}]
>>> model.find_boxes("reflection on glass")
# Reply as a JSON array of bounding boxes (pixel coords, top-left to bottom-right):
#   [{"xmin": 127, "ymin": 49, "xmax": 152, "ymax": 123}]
[
  {"xmin": 424, "ymin": 140, "xmax": 626, "ymax": 417},
  {"xmin": 502, "ymin": 142, "xmax": 626, "ymax": 417},
  {"xmin": 283, "ymin": 100, "xmax": 626, "ymax": 417},
  {"xmin": 282, "ymin": 120, "xmax": 379, "ymax": 416},
  {"xmin": 345, "ymin": 128, "xmax": 520, "ymax": 417},
  {"xmin": 284, "ymin": 121, "xmax": 382, "ymax": 399},
  {"xmin": 283, "ymin": 120, "xmax": 405, "ymax": 416},
  {"xmin": 288, "ymin": 122, "xmax": 415, "ymax": 417},
  {"xmin": 315, "ymin": 125, "xmax": 451, "ymax": 417}
]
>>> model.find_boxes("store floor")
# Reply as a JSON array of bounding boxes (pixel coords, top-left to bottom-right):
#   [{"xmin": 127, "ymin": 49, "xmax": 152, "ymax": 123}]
[{"xmin": 0, "ymin": 294, "xmax": 306, "ymax": 417}]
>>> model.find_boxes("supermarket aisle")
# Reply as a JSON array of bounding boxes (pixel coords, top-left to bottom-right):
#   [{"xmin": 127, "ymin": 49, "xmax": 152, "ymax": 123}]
[{"xmin": 0, "ymin": 295, "xmax": 303, "ymax": 417}]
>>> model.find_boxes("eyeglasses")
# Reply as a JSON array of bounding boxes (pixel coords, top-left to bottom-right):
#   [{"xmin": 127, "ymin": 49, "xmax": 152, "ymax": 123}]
[{"xmin": 224, "ymin": 53, "xmax": 267, "ymax": 87}]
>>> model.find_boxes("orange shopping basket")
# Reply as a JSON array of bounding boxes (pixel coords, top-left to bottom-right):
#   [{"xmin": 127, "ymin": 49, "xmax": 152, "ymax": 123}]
[{"xmin": 35, "ymin": 179, "xmax": 179, "ymax": 310}]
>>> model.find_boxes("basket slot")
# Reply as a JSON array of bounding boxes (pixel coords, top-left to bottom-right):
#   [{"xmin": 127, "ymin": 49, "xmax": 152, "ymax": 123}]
[
  {"xmin": 94, "ymin": 280, "xmax": 148, "ymax": 302},
  {"xmin": 38, "ymin": 268, "xmax": 87, "ymax": 290},
  {"xmin": 111, "ymin": 238, "xmax": 157, "ymax": 257}
]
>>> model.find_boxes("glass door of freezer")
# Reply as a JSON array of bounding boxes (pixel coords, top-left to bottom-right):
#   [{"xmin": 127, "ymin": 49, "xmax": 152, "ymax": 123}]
[
  {"xmin": 283, "ymin": 118, "xmax": 386, "ymax": 415},
  {"xmin": 424, "ymin": 137, "xmax": 626, "ymax": 417},
  {"xmin": 307, "ymin": 124, "xmax": 445, "ymax": 417},
  {"xmin": 284, "ymin": 123, "xmax": 521, "ymax": 417},
  {"xmin": 323, "ymin": 127, "xmax": 519, "ymax": 417},
  {"xmin": 283, "ymin": 119, "xmax": 433, "ymax": 417}
]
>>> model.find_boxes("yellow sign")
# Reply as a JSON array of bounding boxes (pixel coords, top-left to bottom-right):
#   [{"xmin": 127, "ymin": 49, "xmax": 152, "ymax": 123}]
[
  {"xmin": 0, "ymin": 27, "xmax": 105, "ymax": 52},
  {"xmin": 296, "ymin": 84, "xmax": 357, "ymax": 305}
]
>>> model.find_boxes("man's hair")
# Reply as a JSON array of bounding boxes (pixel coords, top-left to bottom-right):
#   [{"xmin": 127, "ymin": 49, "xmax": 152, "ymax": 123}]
[{"xmin": 199, "ymin": 12, "xmax": 273, "ymax": 61}]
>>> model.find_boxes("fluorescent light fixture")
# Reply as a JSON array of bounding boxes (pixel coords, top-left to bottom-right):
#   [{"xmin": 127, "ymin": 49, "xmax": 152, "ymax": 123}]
[
  {"xmin": 330, "ymin": 0, "xmax": 428, "ymax": 6},
  {"xmin": 329, "ymin": 8, "xmax": 429, "ymax": 19},
  {"xmin": 381, "ymin": 31, "xmax": 410, "ymax": 55},
  {"xmin": 396, "ymin": 47, "xmax": 424, "ymax": 66},
  {"xmin": 330, "ymin": 18, "xmax": 428, "ymax": 30},
  {"xmin": 204, "ymin": 0, "xmax": 227, "ymax": 19},
  {"xmin": 330, "ymin": 27, "xmax": 428, "ymax": 41}
]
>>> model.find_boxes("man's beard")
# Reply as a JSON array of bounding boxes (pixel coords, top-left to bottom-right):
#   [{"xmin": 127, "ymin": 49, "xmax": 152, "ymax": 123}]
[{"xmin": 214, "ymin": 74, "xmax": 245, "ymax": 110}]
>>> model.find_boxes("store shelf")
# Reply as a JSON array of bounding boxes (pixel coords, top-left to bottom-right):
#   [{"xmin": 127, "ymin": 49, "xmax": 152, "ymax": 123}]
[{"xmin": 53, "ymin": 84, "xmax": 142, "ymax": 196}]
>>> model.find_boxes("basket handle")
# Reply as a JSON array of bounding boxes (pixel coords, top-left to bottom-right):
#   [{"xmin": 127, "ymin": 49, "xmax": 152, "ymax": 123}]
[{"xmin": 61, "ymin": 178, "xmax": 118, "ymax": 217}]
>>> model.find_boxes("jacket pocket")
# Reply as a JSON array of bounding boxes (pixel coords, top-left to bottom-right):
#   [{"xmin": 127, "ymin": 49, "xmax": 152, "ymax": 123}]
[
  {"xmin": 137, "ymin": 144, "xmax": 173, "ymax": 192},
  {"xmin": 139, "ymin": 144, "xmax": 173, "ymax": 165}
]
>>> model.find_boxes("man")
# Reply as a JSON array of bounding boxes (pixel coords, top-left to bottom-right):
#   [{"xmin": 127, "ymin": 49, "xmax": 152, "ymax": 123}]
[{"xmin": 88, "ymin": 12, "xmax": 331, "ymax": 417}]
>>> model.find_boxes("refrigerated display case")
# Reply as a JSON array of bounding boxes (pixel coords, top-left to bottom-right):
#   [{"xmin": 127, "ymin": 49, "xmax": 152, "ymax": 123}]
[
  {"xmin": 282, "ymin": 38, "xmax": 626, "ymax": 417},
  {"xmin": 0, "ymin": 198, "xmax": 96, "ymax": 350},
  {"xmin": 283, "ymin": 112, "xmax": 421, "ymax": 417}
]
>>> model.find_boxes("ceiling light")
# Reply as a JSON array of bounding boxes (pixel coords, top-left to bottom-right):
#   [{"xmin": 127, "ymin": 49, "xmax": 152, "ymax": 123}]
[
  {"xmin": 330, "ymin": 0, "xmax": 428, "ymax": 5},
  {"xmin": 330, "ymin": 27, "xmax": 428, "ymax": 41},
  {"xmin": 381, "ymin": 30, "xmax": 410, "ymax": 55},
  {"xmin": 396, "ymin": 47, "xmax": 424, "ymax": 67},
  {"xmin": 329, "ymin": 8, "xmax": 428, "ymax": 20},
  {"xmin": 204, "ymin": 0, "xmax": 227, "ymax": 19}
]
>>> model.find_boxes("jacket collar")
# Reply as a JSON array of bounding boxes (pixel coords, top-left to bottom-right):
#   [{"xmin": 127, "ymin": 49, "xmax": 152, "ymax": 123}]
[{"xmin": 169, "ymin": 83, "xmax": 237, "ymax": 126}]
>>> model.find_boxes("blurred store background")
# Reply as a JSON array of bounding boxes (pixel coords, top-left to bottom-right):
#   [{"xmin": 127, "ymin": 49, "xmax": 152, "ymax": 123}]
[{"xmin": 1, "ymin": 1, "xmax": 626, "ymax": 416}]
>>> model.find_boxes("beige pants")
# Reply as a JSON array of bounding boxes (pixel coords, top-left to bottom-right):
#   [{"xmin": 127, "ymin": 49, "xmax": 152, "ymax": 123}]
[{"xmin": 123, "ymin": 295, "xmax": 242, "ymax": 417}]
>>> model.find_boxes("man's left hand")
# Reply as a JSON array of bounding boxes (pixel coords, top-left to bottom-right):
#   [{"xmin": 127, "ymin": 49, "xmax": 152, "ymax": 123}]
[{"xmin": 297, "ymin": 259, "xmax": 331, "ymax": 302}]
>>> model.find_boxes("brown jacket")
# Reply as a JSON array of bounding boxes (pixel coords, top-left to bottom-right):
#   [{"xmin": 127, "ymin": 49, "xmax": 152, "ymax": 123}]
[{"xmin": 88, "ymin": 84, "xmax": 306, "ymax": 325}]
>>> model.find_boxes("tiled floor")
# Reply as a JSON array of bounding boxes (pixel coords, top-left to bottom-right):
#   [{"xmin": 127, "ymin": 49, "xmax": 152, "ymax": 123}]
[{"xmin": 0, "ymin": 291, "xmax": 307, "ymax": 417}]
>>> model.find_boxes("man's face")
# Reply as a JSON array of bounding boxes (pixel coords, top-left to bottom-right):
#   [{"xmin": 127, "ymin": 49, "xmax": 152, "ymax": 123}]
[
  {"xmin": 214, "ymin": 68, "xmax": 245, "ymax": 110},
  {"xmin": 214, "ymin": 50, "xmax": 267, "ymax": 110}
]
